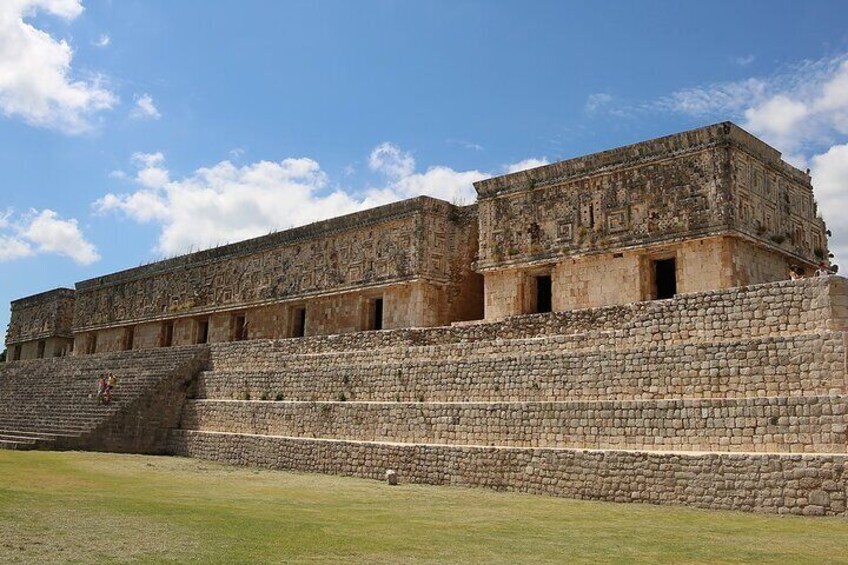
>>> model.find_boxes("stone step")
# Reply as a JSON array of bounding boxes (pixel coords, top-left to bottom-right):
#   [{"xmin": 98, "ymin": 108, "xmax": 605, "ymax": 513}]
[
  {"xmin": 0, "ymin": 421, "xmax": 96, "ymax": 434},
  {"xmin": 0, "ymin": 429, "xmax": 81, "ymax": 439},
  {"xmin": 179, "ymin": 396, "xmax": 848, "ymax": 453},
  {"xmin": 207, "ymin": 328, "xmax": 826, "ymax": 373},
  {"xmin": 167, "ymin": 429, "xmax": 848, "ymax": 516},
  {"xmin": 0, "ymin": 438, "xmax": 38, "ymax": 450},
  {"xmin": 196, "ymin": 332, "xmax": 845, "ymax": 402},
  {"xmin": 0, "ymin": 407, "xmax": 127, "ymax": 420},
  {"xmin": 0, "ymin": 432, "xmax": 57, "ymax": 442},
  {"xmin": 0, "ymin": 346, "xmax": 208, "ymax": 452}
]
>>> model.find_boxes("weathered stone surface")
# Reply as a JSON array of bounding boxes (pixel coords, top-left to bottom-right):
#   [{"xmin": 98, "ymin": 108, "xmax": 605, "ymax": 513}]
[
  {"xmin": 70, "ymin": 197, "xmax": 482, "ymax": 346},
  {"xmin": 5, "ymin": 288, "xmax": 75, "ymax": 360},
  {"xmin": 0, "ymin": 345, "xmax": 206, "ymax": 452},
  {"xmin": 180, "ymin": 395, "xmax": 848, "ymax": 453},
  {"xmin": 474, "ymin": 123, "xmax": 828, "ymax": 320},
  {"xmin": 169, "ymin": 432, "xmax": 848, "ymax": 516},
  {"xmin": 1, "ymin": 124, "xmax": 844, "ymax": 518}
]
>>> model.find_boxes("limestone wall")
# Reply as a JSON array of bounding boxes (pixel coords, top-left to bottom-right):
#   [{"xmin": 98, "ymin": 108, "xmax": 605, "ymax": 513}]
[
  {"xmin": 203, "ymin": 276, "xmax": 847, "ymax": 359},
  {"xmin": 170, "ymin": 432, "xmax": 848, "ymax": 516},
  {"xmin": 73, "ymin": 197, "xmax": 479, "ymax": 336},
  {"xmin": 170, "ymin": 276, "xmax": 848, "ymax": 516},
  {"xmin": 181, "ymin": 395, "xmax": 847, "ymax": 453},
  {"xmin": 6, "ymin": 288, "xmax": 76, "ymax": 359},
  {"xmin": 473, "ymin": 125, "xmax": 732, "ymax": 271},
  {"xmin": 482, "ymin": 235, "xmax": 802, "ymax": 321},
  {"xmin": 196, "ymin": 332, "xmax": 846, "ymax": 403},
  {"xmin": 473, "ymin": 122, "xmax": 829, "ymax": 320},
  {"xmin": 730, "ymin": 145, "xmax": 828, "ymax": 268},
  {"xmin": 70, "ymin": 198, "xmax": 483, "ymax": 354},
  {"xmin": 10, "ymin": 336, "xmax": 74, "ymax": 361},
  {"xmin": 473, "ymin": 122, "xmax": 825, "ymax": 272}
]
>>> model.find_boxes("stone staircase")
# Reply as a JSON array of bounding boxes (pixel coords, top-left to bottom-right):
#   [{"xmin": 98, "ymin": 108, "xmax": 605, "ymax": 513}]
[
  {"xmin": 0, "ymin": 346, "xmax": 207, "ymax": 452},
  {"xmin": 169, "ymin": 277, "xmax": 848, "ymax": 516}
]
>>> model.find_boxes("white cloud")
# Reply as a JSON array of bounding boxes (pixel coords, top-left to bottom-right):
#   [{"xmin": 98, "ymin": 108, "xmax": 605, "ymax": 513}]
[
  {"xmin": 658, "ymin": 55, "xmax": 848, "ymax": 155},
  {"xmin": 130, "ymin": 151, "xmax": 169, "ymax": 187},
  {"xmin": 0, "ymin": 235, "xmax": 33, "ymax": 262},
  {"xmin": 96, "ymin": 154, "xmax": 362, "ymax": 255},
  {"xmin": 129, "ymin": 93, "xmax": 161, "ymax": 120},
  {"xmin": 368, "ymin": 142, "xmax": 415, "ymax": 178},
  {"xmin": 96, "ymin": 144, "xmax": 544, "ymax": 255},
  {"xmin": 365, "ymin": 142, "xmax": 487, "ymax": 205},
  {"xmin": 811, "ymin": 143, "xmax": 848, "ymax": 261},
  {"xmin": 0, "ymin": 0, "xmax": 117, "ymax": 133},
  {"xmin": 0, "ymin": 208, "xmax": 99, "ymax": 264},
  {"xmin": 657, "ymin": 78, "xmax": 767, "ymax": 117},
  {"xmin": 93, "ymin": 33, "xmax": 110, "ymax": 48},
  {"xmin": 585, "ymin": 93, "xmax": 613, "ymax": 113},
  {"xmin": 733, "ymin": 54, "xmax": 755, "ymax": 67},
  {"xmin": 504, "ymin": 158, "xmax": 549, "ymax": 174},
  {"xmin": 743, "ymin": 95, "xmax": 810, "ymax": 153},
  {"xmin": 20, "ymin": 209, "xmax": 100, "ymax": 264},
  {"xmin": 364, "ymin": 165, "xmax": 487, "ymax": 207},
  {"xmin": 446, "ymin": 139, "xmax": 484, "ymax": 151}
]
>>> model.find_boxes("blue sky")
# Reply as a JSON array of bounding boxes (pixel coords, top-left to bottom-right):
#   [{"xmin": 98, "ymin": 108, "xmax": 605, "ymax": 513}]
[{"xmin": 2, "ymin": 0, "xmax": 848, "ymax": 339}]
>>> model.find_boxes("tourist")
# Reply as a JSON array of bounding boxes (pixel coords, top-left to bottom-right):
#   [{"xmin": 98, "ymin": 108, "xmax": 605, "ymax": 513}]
[
  {"xmin": 789, "ymin": 266, "xmax": 802, "ymax": 280},
  {"xmin": 816, "ymin": 262, "xmax": 830, "ymax": 277},
  {"xmin": 103, "ymin": 373, "xmax": 118, "ymax": 404},
  {"xmin": 96, "ymin": 375, "xmax": 107, "ymax": 404}
]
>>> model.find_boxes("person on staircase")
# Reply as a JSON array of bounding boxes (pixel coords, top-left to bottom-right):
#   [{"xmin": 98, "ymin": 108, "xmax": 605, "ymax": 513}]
[
  {"xmin": 96, "ymin": 375, "xmax": 107, "ymax": 404},
  {"xmin": 103, "ymin": 373, "xmax": 118, "ymax": 404}
]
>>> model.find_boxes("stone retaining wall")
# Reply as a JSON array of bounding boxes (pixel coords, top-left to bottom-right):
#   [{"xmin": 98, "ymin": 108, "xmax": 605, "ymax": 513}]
[
  {"xmin": 181, "ymin": 396, "xmax": 848, "ymax": 453},
  {"xmin": 169, "ymin": 277, "xmax": 848, "ymax": 515},
  {"xmin": 197, "ymin": 332, "xmax": 846, "ymax": 402},
  {"xmin": 169, "ymin": 430, "xmax": 848, "ymax": 516}
]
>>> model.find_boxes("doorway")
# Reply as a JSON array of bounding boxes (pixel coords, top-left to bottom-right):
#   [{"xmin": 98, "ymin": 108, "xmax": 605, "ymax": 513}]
[
  {"xmin": 292, "ymin": 307, "xmax": 306, "ymax": 338},
  {"xmin": 653, "ymin": 258, "xmax": 677, "ymax": 299},
  {"xmin": 535, "ymin": 275, "xmax": 552, "ymax": 313},
  {"xmin": 161, "ymin": 321, "xmax": 174, "ymax": 347},
  {"xmin": 124, "ymin": 326, "xmax": 135, "ymax": 351},
  {"xmin": 367, "ymin": 297, "xmax": 384, "ymax": 330},
  {"xmin": 233, "ymin": 315, "xmax": 247, "ymax": 341},
  {"xmin": 196, "ymin": 319, "xmax": 209, "ymax": 344}
]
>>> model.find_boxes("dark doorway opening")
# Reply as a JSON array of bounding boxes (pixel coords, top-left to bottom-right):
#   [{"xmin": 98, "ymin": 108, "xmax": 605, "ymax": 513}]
[
  {"xmin": 535, "ymin": 275, "xmax": 552, "ymax": 313},
  {"xmin": 124, "ymin": 327, "xmax": 134, "ymax": 351},
  {"xmin": 162, "ymin": 321, "xmax": 174, "ymax": 347},
  {"xmin": 196, "ymin": 319, "xmax": 209, "ymax": 344},
  {"xmin": 653, "ymin": 258, "xmax": 677, "ymax": 299},
  {"xmin": 36, "ymin": 340, "xmax": 45, "ymax": 359},
  {"xmin": 11, "ymin": 345, "xmax": 20, "ymax": 361},
  {"xmin": 89, "ymin": 334, "xmax": 98, "ymax": 355},
  {"xmin": 233, "ymin": 315, "xmax": 247, "ymax": 341},
  {"xmin": 372, "ymin": 298, "xmax": 384, "ymax": 330},
  {"xmin": 292, "ymin": 308, "xmax": 306, "ymax": 338}
]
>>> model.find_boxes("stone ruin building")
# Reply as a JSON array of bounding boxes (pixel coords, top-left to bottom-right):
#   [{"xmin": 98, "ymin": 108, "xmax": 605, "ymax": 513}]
[{"xmin": 1, "ymin": 121, "xmax": 846, "ymax": 516}]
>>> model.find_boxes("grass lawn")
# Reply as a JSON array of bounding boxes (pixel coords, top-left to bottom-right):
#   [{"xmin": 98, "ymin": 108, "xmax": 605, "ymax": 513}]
[{"xmin": 0, "ymin": 451, "xmax": 845, "ymax": 564}]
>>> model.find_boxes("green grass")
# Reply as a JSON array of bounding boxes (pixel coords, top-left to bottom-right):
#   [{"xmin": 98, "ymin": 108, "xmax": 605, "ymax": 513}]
[{"xmin": 0, "ymin": 451, "xmax": 846, "ymax": 564}]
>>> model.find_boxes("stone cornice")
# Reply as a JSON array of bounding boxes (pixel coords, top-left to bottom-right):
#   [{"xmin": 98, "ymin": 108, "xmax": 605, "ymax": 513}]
[
  {"xmin": 473, "ymin": 122, "xmax": 810, "ymax": 199},
  {"xmin": 76, "ymin": 196, "xmax": 458, "ymax": 292}
]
